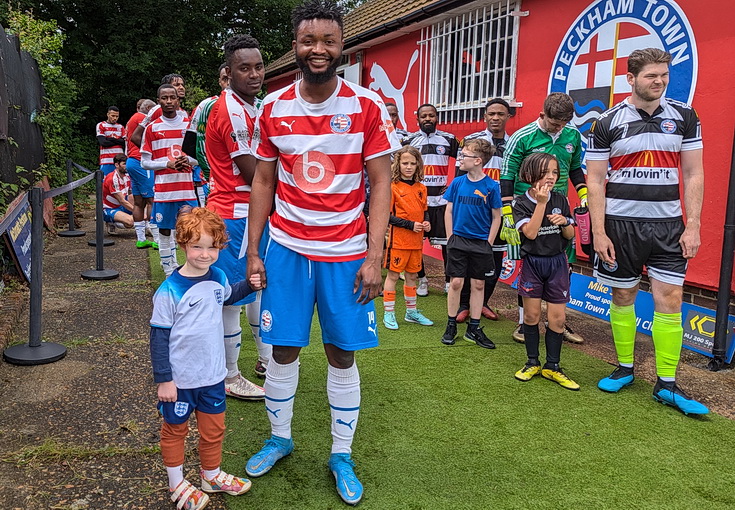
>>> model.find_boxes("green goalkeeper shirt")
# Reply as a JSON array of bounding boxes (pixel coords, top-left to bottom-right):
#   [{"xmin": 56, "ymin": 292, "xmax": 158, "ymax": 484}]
[{"xmin": 500, "ymin": 120, "xmax": 582, "ymax": 195}]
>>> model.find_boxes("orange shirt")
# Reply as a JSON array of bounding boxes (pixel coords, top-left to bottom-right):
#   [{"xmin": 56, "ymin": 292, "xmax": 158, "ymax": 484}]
[{"xmin": 387, "ymin": 180, "xmax": 428, "ymax": 250}]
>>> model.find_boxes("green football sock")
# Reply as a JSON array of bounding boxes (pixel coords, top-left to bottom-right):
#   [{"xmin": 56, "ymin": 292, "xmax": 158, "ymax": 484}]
[
  {"xmin": 652, "ymin": 311, "xmax": 683, "ymax": 379},
  {"xmin": 609, "ymin": 303, "xmax": 636, "ymax": 365}
]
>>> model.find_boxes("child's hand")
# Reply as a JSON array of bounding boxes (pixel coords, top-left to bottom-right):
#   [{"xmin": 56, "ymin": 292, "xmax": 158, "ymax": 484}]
[
  {"xmin": 535, "ymin": 182, "xmax": 551, "ymax": 204},
  {"xmin": 249, "ymin": 272, "xmax": 264, "ymax": 290},
  {"xmin": 422, "ymin": 221, "xmax": 431, "ymax": 232},
  {"xmin": 157, "ymin": 381, "xmax": 177, "ymax": 402},
  {"xmin": 412, "ymin": 221, "xmax": 423, "ymax": 233},
  {"xmin": 547, "ymin": 214, "xmax": 568, "ymax": 226}
]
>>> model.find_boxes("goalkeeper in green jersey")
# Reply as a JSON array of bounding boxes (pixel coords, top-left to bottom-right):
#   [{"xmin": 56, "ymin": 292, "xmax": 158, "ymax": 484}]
[{"xmin": 500, "ymin": 92, "xmax": 588, "ymax": 345}]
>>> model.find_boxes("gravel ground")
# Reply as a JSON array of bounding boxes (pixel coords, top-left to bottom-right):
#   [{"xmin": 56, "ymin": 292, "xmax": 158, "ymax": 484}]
[{"xmin": 0, "ymin": 213, "xmax": 732, "ymax": 509}]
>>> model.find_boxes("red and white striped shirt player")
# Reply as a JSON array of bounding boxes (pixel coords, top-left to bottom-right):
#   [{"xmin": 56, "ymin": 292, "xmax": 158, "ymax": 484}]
[
  {"xmin": 140, "ymin": 115, "xmax": 197, "ymax": 203},
  {"xmin": 96, "ymin": 121, "xmax": 126, "ymax": 166},
  {"xmin": 254, "ymin": 77, "xmax": 401, "ymax": 261},
  {"xmin": 102, "ymin": 171, "xmax": 131, "ymax": 209},
  {"xmin": 205, "ymin": 89, "xmax": 258, "ymax": 219}
]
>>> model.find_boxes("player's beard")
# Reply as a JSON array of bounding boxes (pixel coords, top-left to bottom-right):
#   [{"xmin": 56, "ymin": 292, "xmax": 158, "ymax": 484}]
[
  {"xmin": 420, "ymin": 121, "xmax": 437, "ymax": 135},
  {"xmin": 634, "ymin": 81, "xmax": 665, "ymax": 102},
  {"xmin": 296, "ymin": 54, "xmax": 340, "ymax": 85}
]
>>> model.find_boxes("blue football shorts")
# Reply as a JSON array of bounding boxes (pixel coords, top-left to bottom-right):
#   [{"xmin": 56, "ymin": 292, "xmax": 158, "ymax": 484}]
[
  {"xmin": 103, "ymin": 205, "xmax": 131, "ymax": 223},
  {"xmin": 152, "ymin": 200, "xmax": 197, "ymax": 230},
  {"xmin": 259, "ymin": 240, "xmax": 379, "ymax": 351},
  {"xmin": 126, "ymin": 157, "xmax": 154, "ymax": 198},
  {"xmin": 157, "ymin": 380, "xmax": 226, "ymax": 425},
  {"xmin": 211, "ymin": 218, "xmax": 269, "ymax": 306}
]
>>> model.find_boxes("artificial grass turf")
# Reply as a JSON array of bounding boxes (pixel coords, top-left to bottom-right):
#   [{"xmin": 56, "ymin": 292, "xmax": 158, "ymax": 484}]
[{"xmin": 221, "ymin": 282, "xmax": 735, "ymax": 510}]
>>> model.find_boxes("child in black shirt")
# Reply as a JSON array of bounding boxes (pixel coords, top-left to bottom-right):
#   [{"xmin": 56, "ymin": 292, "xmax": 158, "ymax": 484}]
[{"xmin": 512, "ymin": 153, "xmax": 579, "ymax": 390}]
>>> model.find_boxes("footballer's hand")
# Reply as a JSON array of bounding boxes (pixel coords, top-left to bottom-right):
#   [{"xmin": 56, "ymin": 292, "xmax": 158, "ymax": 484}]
[
  {"xmin": 679, "ymin": 225, "xmax": 701, "ymax": 259},
  {"xmin": 354, "ymin": 259, "xmax": 382, "ymax": 304},
  {"xmin": 157, "ymin": 381, "xmax": 177, "ymax": 403},
  {"xmin": 500, "ymin": 205, "xmax": 520, "ymax": 246},
  {"xmin": 422, "ymin": 221, "xmax": 431, "ymax": 232},
  {"xmin": 594, "ymin": 233, "xmax": 616, "ymax": 266},
  {"xmin": 249, "ymin": 272, "xmax": 264, "ymax": 291},
  {"xmin": 412, "ymin": 221, "xmax": 424, "ymax": 233},
  {"xmin": 247, "ymin": 255, "xmax": 267, "ymax": 289}
]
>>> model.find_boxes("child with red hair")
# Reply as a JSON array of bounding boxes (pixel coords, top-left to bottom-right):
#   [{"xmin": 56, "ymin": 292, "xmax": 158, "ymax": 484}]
[{"xmin": 150, "ymin": 207, "xmax": 261, "ymax": 509}]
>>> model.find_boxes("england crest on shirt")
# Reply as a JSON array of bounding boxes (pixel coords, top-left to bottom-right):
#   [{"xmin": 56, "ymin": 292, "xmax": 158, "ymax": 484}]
[{"xmin": 214, "ymin": 289, "xmax": 223, "ymax": 305}]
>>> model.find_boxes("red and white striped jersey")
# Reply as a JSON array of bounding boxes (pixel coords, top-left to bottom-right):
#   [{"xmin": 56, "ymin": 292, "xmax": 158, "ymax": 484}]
[
  {"xmin": 586, "ymin": 97, "xmax": 703, "ymax": 221},
  {"xmin": 96, "ymin": 121, "xmax": 126, "ymax": 165},
  {"xmin": 102, "ymin": 171, "xmax": 131, "ymax": 209},
  {"xmin": 255, "ymin": 78, "xmax": 401, "ymax": 261},
  {"xmin": 205, "ymin": 89, "xmax": 258, "ymax": 219},
  {"xmin": 125, "ymin": 112, "xmax": 145, "ymax": 160},
  {"xmin": 140, "ymin": 115, "xmax": 196, "ymax": 203}
]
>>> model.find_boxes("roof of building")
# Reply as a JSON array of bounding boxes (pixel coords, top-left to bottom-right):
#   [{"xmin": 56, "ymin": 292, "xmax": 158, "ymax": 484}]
[{"xmin": 266, "ymin": 0, "xmax": 463, "ymax": 79}]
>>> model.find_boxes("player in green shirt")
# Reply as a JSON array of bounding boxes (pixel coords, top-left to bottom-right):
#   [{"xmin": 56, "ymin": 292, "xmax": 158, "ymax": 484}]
[{"xmin": 500, "ymin": 93, "xmax": 588, "ymax": 344}]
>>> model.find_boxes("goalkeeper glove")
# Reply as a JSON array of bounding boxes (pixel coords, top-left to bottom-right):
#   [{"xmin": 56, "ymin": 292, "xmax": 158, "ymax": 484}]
[
  {"xmin": 500, "ymin": 204, "xmax": 520, "ymax": 246},
  {"xmin": 577, "ymin": 186, "xmax": 588, "ymax": 207}
]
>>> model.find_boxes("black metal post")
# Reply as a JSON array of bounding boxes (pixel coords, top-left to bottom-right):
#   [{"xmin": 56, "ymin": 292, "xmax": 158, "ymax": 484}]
[
  {"xmin": 3, "ymin": 187, "xmax": 67, "ymax": 365},
  {"xmin": 709, "ymin": 129, "xmax": 735, "ymax": 371},
  {"xmin": 81, "ymin": 171, "xmax": 119, "ymax": 280},
  {"xmin": 57, "ymin": 159, "xmax": 86, "ymax": 237},
  {"xmin": 87, "ymin": 170, "xmax": 114, "ymax": 247}
]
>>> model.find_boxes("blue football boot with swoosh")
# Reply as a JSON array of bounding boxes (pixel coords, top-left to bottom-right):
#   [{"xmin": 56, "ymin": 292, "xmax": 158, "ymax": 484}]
[{"xmin": 329, "ymin": 453, "xmax": 363, "ymax": 505}]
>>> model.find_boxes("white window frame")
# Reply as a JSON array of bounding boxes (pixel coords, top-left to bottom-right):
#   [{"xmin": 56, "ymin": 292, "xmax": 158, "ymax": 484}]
[{"xmin": 418, "ymin": 0, "xmax": 520, "ymax": 124}]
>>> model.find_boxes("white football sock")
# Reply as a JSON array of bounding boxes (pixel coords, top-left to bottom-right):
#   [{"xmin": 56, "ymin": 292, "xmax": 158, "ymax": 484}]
[
  {"xmin": 223, "ymin": 305, "xmax": 242, "ymax": 379},
  {"xmin": 327, "ymin": 363, "xmax": 360, "ymax": 455},
  {"xmin": 134, "ymin": 221, "xmax": 146, "ymax": 242},
  {"xmin": 246, "ymin": 294, "xmax": 272, "ymax": 364},
  {"xmin": 265, "ymin": 359, "xmax": 299, "ymax": 439}
]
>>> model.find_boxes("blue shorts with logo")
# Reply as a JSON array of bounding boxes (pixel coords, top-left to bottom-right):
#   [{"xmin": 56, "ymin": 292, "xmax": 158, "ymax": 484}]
[
  {"xmin": 127, "ymin": 157, "xmax": 154, "ymax": 198},
  {"xmin": 518, "ymin": 252, "xmax": 570, "ymax": 304},
  {"xmin": 158, "ymin": 380, "xmax": 226, "ymax": 425},
  {"xmin": 103, "ymin": 205, "xmax": 131, "ymax": 223},
  {"xmin": 259, "ymin": 240, "xmax": 378, "ymax": 351},
  {"xmin": 101, "ymin": 164, "xmax": 116, "ymax": 177},
  {"xmin": 211, "ymin": 218, "xmax": 269, "ymax": 306},
  {"xmin": 152, "ymin": 200, "xmax": 197, "ymax": 230}
]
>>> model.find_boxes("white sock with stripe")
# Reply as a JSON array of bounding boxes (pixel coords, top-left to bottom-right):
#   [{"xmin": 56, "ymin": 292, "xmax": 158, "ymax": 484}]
[
  {"xmin": 223, "ymin": 305, "xmax": 242, "ymax": 379},
  {"xmin": 327, "ymin": 363, "xmax": 360, "ymax": 455},
  {"xmin": 148, "ymin": 221, "xmax": 160, "ymax": 245},
  {"xmin": 159, "ymin": 234, "xmax": 174, "ymax": 275},
  {"xmin": 265, "ymin": 359, "xmax": 299, "ymax": 439}
]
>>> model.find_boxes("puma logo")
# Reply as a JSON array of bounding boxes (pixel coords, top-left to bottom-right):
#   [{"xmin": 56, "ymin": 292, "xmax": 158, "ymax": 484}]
[
  {"xmin": 280, "ymin": 120, "xmax": 296, "ymax": 132},
  {"xmin": 336, "ymin": 418, "xmax": 355, "ymax": 430},
  {"xmin": 367, "ymin": 325, "xmax": 377, "ymax": 335},
  {"xmin": 474, "ymin": 189, "xmax": 488, "ymax": 201},
  {"xmin": 367, "ymin": 49, "xmax": 419, "ymax": 131},
  {"xmin": 231, "ymin": 112, "xmax": 244, "ymax": 120},
  {"xmin": 265, "ymin": 406, "xmax": 280, "ymax": 418}
]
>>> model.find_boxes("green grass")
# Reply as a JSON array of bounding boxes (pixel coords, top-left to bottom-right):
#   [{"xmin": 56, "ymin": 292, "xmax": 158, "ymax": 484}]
[{"xmin": 147, "ymin": 253, "xmax": 735, "ymax": 509}]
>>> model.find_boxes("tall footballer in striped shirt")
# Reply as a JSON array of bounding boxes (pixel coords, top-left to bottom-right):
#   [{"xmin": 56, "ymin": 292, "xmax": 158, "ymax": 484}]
[
  {"xmin": 141, "ymin": 84, "xmax": 197, "ymax": 277},
  {"xmin": 587, "ymin": 48, "xmax": 708, "ymax": 415},
  {"xmin": 244, "ymin": 0, "xmax": 400, "ymax": 504}
]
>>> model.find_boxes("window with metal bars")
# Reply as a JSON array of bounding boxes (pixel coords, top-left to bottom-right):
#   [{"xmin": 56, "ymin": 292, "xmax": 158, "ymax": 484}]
[{"xmin": 418, "ymin": 0, "xmax": 519, "ymax": 124}]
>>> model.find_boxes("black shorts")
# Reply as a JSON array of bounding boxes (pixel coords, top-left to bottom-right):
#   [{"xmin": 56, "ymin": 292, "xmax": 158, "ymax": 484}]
[
  {"xmin": 426, "ymin": 205, "xmax": 447, "ymax": 239},
  {"xmin": 594, "ymin": 218, "xmax": 687, "ymax": 288},
  {"xmin": 518, "ymin": 252, "xmax": 569, "ymax": 304},
  {"xmin": 445, "ymin": 234, "xmax": 495, "ymax": 280}
]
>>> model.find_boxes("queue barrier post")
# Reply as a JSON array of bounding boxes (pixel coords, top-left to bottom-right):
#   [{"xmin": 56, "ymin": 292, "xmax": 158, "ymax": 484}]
[
  {"xmin": 57, "ymin": 159, "xmax": 86, "ymax": 238},
  {"xmin": 81, "ymin": 170, "xmax": 119, "ymax": 280},
  {"xmin": 3, "ymin": 187, "xmax": 67, "ymax": 365}
]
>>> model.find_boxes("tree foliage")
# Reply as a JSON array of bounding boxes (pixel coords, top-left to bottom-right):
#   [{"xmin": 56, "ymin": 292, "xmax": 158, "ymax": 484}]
[{"xmin": 3, "ymin": 0, "xmax": 301, "ymax": 140}]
